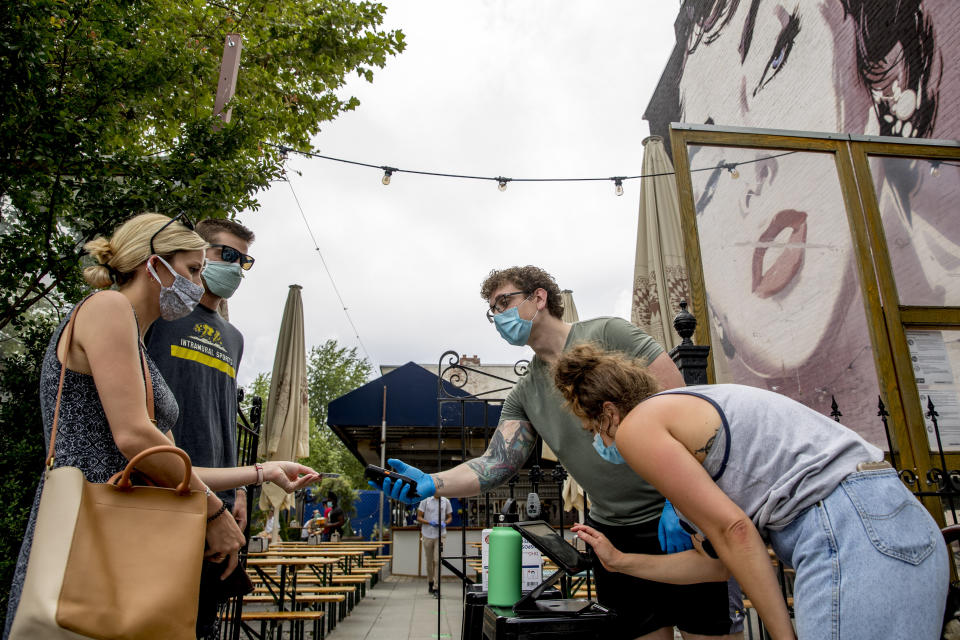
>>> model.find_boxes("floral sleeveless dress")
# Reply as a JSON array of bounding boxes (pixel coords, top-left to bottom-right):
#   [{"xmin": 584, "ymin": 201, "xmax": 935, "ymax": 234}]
[{"xmin": 3, "ymin": 298, "xmax": 179, "ymax": 638}]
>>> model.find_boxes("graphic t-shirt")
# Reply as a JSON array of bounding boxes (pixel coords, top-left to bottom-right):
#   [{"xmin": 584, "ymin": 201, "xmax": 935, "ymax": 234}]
[
  {"xmin": 499, "ymin": 317, "xmax": 665, "ymax": 526},
  {"xmin": 145, "ymin": 303, "xmax": 243, "ymax": 507}
]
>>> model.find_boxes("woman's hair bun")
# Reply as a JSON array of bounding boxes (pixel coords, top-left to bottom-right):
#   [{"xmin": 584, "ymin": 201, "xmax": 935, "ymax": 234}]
[
  {"xmin": 83, "ymin": 236, "xmax": 114, "ymax": 265},
  {"xmin": 82, "ymin": 265, "xmax": 114, "ymax": 289},
  {"xmin": 82, "ymin": 236, "xmax": 116, "ymax": 288}
]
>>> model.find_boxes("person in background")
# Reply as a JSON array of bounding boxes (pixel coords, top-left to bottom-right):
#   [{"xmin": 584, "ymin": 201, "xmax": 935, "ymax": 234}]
[
  {"xmin": 372, "ymin": 266, "xmax": 742, "ymax": 640},
  {"xmin": 307, "ymin": 511, "xmax": 326, "ymax": 539},
  {"xmin": 144, "ymin": 218, "xmax": 256, "ymax": 639},
  {"xmin": 556, "ymin": 344, "xmax": 948, "ymax": 640},
  {"xmin": 3, "ymin": 213, "xmax": 318, "ymax": 640},
  {"xmin": 322, "ymin": 493, "xmax": 345, "ymax": 542},
  {"xmin": 417, "ymin": 495, "xmax": 453, "ymax": 596}
]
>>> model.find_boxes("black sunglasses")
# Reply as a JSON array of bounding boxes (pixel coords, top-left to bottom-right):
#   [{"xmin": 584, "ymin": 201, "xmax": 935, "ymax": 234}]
[
  {"xmin": 149, "ymin": 212, "xmax": 195, "ymax": 256},
  {"xmin": 209, "ymin": 244, "xmax": 255, "ymax": 271},
  {"xmin": 678, "ymin": 519, "xmax": 719, "ymax": 559}
]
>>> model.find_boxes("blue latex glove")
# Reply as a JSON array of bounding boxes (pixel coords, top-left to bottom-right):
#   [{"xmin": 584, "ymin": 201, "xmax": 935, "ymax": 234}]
[
  {"xmin": 366, "ymin": 457, "xmax": 436, "ymax": 506},
  {"xmin": 429, "ymin": 520, "xmax": 439, "ymax": 527},
  {"xmin": 657, "ymin": 500, "xmax": 694, "ymax": 553}
]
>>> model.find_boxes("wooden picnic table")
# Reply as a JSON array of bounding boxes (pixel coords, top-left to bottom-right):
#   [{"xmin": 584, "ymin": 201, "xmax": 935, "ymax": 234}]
[
  {"xmin": 246, "ymin": 556, "xmax": 339, "ymax": 612},
  {"xmin": 258, "ymin": 549, "xmax": 366, "ymax": 572}
]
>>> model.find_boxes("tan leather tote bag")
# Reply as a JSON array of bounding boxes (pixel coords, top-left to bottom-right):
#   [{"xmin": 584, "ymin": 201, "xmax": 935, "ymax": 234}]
[{"xmin": 9, "ymin": 297, "xmax": 206, "ymax": 640}]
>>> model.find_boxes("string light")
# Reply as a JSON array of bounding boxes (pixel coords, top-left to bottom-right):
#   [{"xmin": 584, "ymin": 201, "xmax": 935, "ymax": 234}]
[
  {"xmin": 930, "ymin": 162, "xmax": 941, "ymax": 178},
  {"xmin": 264, "ymin": 143, "xmax": 800, "ymax": 194}
]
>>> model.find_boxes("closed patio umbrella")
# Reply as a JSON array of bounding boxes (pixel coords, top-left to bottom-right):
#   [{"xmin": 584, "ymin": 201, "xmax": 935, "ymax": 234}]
[
  {"xmin": 259, "ymin": 284, "xmax": 310, "ymax": 540},
  {"xmin": 631, "ymin": 135, "xmax": 691, "ymax": 352}
]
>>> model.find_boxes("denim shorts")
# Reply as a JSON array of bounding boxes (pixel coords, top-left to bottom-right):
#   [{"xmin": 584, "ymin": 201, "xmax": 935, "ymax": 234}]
[{"xmin": 767, "ymin": 469, "xmax": 948, "ymax": 639}]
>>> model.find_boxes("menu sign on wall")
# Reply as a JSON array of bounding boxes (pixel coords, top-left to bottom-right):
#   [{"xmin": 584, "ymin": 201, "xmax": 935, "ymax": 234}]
[{"xmin": 906, "ymin": 331, "xmax": 960, "ymax": 451}]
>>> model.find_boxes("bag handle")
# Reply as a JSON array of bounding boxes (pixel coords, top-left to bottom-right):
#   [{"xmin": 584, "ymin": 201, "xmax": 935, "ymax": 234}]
[
  {"xmin": 112, "ymin": 445, "xmax": 193, "ymax": 495},
  {"xmin": 48, "ymin": 294, "xmax": 154, "ymax": 468}
]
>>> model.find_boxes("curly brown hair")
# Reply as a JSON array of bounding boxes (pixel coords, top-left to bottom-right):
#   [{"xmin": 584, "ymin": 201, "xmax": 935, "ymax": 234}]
[
  {"xmin": 553, "ymin": 343, "xmax": 660, "ymax": 423},
  {"xmin": 480, "ymin": 266, "xmax": 564, "ymax": 319}
]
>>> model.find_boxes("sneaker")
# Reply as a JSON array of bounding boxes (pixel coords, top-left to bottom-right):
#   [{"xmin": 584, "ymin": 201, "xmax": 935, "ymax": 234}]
[{"xmin": 428, "ymin": 581, "xmax": 435, "ymax": 594}]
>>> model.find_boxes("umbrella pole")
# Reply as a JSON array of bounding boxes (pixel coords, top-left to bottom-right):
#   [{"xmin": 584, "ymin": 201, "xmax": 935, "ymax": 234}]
[
  {"xmin": 271, "ymin": 506, "xmax": 280, "ymax": 545},
  {"xmin": 378, "ymin": 386, "xmax": 387, "ymax": 543}
]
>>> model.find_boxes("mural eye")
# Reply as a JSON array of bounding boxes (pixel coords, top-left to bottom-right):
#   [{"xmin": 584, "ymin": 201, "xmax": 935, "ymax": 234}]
[
  {"xmin": 770, "ymin": 46, "xmax": 787, "ymax": 70},
  {"xmin": 754, "ymin": 11, "xmax": 800, "ymax": 95}
]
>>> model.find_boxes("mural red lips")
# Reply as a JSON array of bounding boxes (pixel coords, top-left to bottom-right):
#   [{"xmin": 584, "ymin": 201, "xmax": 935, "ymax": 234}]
[{"xmin": 752, "ymin": 209, "xmax": 807, "ymax": 298}]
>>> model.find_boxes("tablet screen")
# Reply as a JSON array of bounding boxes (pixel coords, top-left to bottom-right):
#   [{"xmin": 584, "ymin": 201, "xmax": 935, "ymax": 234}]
[{"xmin": 512, "ymin": 520, "xmax": 591, "ymax": 575}]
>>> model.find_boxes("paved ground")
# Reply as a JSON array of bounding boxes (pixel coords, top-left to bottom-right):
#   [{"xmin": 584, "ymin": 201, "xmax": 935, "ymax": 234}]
[{"xmin": 330, "ymin": 575, "xmax": 464, "ymax": 640}]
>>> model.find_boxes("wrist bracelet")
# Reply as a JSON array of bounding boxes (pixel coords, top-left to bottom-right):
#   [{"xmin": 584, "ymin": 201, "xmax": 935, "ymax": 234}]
[
  {"xmin": 255, "ymin": 463, "xmax": 264, "ymax": 486},
  {"xmin": 204, "ymin": 486, "xmax": 213, "ymax": 499},
  {"xmin": 207, "ymin": 503, "xmax": 228, "ymax": 523},
  {"xmin": 236, "ymin": 486, "xmax": 247, "ymax": 494}
]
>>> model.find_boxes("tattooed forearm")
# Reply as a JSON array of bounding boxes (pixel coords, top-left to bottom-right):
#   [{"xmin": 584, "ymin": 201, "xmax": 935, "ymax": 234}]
[
  {"xmin": 466, "ymin": 420, "xmax": 537, "ymax": 492},
  {"xmin": 433, "ymin": 476, "xmax": 445, "ymax": 489},
  {"xmin": 694, "ymin": 428, "xmax": 720, "ymax": 457}
]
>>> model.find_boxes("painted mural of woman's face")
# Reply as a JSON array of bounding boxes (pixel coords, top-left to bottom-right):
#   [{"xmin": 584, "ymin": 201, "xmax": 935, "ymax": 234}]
[
  {"xmin": 678, "ymin": 1, "xmax": 871, "ymax": 375},
  {"xmin": 679, "ymin": 0, "xmax": 871, "ymax": 134}
]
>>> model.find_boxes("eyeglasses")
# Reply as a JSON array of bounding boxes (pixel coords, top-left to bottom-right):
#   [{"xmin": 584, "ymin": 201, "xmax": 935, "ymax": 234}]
[
  {"xmin": 485, "ymin": 291, "xmax": 527, "ymax": 323},
  {"xmin": 209, "ymin": 244, "xmax": 255, "ymax": 271},
  {"xmin": 678, "ymin": 519, "xmax": 718, "ymax": 559},
  {"xmin": 149, "ymin": 212, "xmax": 195, "ymax": 256}
]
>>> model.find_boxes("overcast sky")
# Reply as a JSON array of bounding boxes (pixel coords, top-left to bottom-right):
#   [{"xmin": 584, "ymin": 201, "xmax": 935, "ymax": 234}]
[{"xmin": 228, "ymin": 1, "xmax": 682, "ymax": 388}]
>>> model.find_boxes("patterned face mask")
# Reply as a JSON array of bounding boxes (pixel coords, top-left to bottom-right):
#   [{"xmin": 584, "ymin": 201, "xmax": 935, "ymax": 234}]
[{"xmin": 146, "ymin": 255, "xmax": 204, "ymax": 321}]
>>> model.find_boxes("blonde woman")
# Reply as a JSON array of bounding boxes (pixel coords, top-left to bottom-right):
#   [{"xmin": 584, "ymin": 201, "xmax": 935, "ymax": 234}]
[
  {"xmin": 554, "ymin": 343, "xmax": 947, "ymax": 640},
  {"xmin": 4, "ymin": 213, "xmax": 319, "ymax": 638}
]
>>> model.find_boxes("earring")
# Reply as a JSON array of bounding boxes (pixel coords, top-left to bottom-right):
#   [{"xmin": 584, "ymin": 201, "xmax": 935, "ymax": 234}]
[{"xmin": 872, "ymin": 80, "xmax": 918, "ymax": 137}]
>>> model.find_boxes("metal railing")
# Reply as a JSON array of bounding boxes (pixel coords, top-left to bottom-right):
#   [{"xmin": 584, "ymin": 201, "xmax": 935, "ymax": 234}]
[{"xmin": 217, "ymin": 391, "xmax": 262, "ymax": 640}]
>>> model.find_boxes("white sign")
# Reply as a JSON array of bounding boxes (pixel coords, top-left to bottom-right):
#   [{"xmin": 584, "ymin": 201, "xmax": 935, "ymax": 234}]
[
  {"xmin": 907, "ymin": 331, "xmax": 960, "ymax": 451},
  {"xmin": 481, "ymin": 528, "xmax": 543, "ymax": 592}
]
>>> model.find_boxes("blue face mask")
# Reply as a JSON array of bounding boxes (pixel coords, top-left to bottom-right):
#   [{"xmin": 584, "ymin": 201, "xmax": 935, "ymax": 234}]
[
  {"xmin": 593, "ymin": 433, "xmax": 626, "ymax": 465},
  {"xmin": 202, "ymin": 260, "xmax": 244, "ymax": 299},
  {"xmin": 493, "ymin": 296, "xmax": 538, "ymax": 346}
]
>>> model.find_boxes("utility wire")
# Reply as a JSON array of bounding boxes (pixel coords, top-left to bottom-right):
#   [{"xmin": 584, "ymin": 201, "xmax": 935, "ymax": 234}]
[{"xmin": 285, "ymin": 176, "xmax": 374, "ymax": 367}]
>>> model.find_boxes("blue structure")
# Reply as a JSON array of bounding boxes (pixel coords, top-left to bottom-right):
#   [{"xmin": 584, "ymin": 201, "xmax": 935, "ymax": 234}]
[
  {"xmin": 350, "ymin": 490, "xmax": 462, "ymax": 539},
  {"xmin": 327, "ymin": 362, "xmax": 503, "ymax": 473}
]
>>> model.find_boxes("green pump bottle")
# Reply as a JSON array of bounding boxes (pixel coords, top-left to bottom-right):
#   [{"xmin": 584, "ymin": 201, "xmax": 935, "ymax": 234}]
[{"xmin": 487, "ymin": 499, "xmax": 522, "ymax": 607}]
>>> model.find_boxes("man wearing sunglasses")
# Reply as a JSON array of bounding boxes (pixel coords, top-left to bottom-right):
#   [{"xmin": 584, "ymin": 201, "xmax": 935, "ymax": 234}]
[
  {"xmin": 371, "ymin": 265, "xmax": 743, "ymax": 640},
  {"xmin": 144, "ymin": 217, "xmax": 255, "ymax": 639}
]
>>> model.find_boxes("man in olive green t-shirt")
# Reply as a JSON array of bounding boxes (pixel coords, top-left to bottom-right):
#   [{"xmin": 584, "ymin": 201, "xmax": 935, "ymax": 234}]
[{"xmin": 371, "ymin": 266, "xmax": 742, "ymax": 640}]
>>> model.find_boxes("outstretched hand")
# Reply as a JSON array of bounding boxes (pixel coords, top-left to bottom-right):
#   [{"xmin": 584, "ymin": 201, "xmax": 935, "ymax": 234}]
[
  {"xmin": 367, "ymin": 458, "xmax": 436, "ymax": 505},
  {"xmin": 264, "ymin": 461, "xmax": 321, "ymax": 492},
  {"xmin": 571, "ymin": 524, "xmax": 624, "ymax": 573}
]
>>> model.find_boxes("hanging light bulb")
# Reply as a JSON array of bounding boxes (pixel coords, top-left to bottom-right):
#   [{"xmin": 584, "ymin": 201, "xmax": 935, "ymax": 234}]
[
  {"xmin": 497, "ymin": 177, "xmax": 509, "ymax": 192},
  {"xmin": 381, "ymin": 168, "xmax": 393, "ymax": 185},
  {"xmin": 930, "ymin": 162, "xmax": 941, "ymax": 178},
  {"xmin": 727, "ymin": 164, "xmax": 740, "ymax": 179}
]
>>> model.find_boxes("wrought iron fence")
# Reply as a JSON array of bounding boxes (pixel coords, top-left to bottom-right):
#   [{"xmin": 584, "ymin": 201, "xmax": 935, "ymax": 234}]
[{"xmin": 217, "ymin": 391, "xmax": 262, "ymax": 640}]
